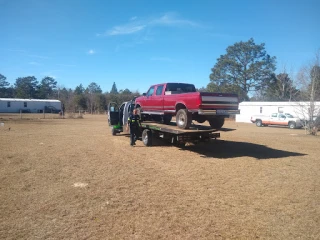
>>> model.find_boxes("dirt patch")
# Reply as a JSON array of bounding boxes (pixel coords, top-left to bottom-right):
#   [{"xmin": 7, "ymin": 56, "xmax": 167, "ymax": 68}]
[{"xmin": 0, "ymin": 115, "xmax": 319, "ymax": 239}]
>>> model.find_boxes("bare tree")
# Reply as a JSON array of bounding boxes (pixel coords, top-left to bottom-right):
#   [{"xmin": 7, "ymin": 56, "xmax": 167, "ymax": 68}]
[{"xmin": 294, "ymin": 50, "xmax": 320, "ymax": 134}]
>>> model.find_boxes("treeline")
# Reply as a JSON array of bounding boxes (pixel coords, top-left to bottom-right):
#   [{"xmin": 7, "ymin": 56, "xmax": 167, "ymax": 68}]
[
  {"xmin": 1, "ymin": 38, "xmax": 319, "ymax": 113},
  {"xmin": 0, "ymin": 75, "xmax": 139, "ymax": 113}
]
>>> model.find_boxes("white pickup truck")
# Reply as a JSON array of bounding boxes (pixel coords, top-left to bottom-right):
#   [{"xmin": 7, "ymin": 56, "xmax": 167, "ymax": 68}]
[{"xmin": 250, "ymin": 113, "xmax": 302, "ymax": 129}]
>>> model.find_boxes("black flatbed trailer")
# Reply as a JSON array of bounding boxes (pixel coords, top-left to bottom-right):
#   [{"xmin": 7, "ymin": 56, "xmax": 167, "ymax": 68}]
[
  {"xmin": 138, "ymin": 121, "xmax": 220, "ymax": 146},
  {"xmin": 107, "ymin": 101, "xmax": 220, "ymax": 147}
]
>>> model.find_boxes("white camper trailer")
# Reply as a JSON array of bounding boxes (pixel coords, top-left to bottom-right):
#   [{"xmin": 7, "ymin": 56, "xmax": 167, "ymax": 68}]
[{"xmin": 0, "ymin": 98, "xmax": 62, "ymax": 113}]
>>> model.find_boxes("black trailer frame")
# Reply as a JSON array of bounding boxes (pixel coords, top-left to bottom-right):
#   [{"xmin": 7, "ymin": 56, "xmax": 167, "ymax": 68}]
[{"xmin": 138, "ymin": 122, "xmax": 220, "ymax": 147}]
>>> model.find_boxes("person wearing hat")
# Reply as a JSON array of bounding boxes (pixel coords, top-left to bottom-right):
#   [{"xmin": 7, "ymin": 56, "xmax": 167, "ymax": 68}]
[{"xmin": 126, "ymin": 108, "xmax": 141, "ymax": 146}]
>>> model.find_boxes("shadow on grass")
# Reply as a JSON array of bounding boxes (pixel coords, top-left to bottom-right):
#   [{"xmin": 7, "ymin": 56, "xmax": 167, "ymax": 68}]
[
  {"xmin": 179, "ymin": 140, "xmax": 306, "ymax": 160},
  {"xmin": 218, "ymin": 128, "xmax": 236, "ymax": 132}
]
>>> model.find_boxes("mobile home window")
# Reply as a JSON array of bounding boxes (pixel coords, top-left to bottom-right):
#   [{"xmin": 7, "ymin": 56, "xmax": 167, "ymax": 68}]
[
  {"xmin": 7, "ymin": 102, "xmax": 11, "ymax": 107},
  {"xmin": 24, "ymin": 102, "xmax": 27, "ymax": 107},
  {"xmin": 260, "ymin": 107, "xmax": 262, "ymax": 113}
]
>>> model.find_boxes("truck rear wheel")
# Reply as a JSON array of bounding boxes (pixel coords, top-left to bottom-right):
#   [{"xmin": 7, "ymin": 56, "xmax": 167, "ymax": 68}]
[
  {"xmin": 208, "ymin": 118, "xmax": 225, "ymax": 129},
  {"xmin": 176, "ymin": 109, "xmax": 192, "ymax": 129},
  {"xmin": 142, "ymin": 129, "xmax": 153, "ymax": 146}
]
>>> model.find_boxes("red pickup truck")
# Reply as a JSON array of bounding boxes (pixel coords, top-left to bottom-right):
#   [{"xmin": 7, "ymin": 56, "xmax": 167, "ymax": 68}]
[{"xmin": 135, "ymin": 83, "xmax": 240, "ymax": 129}]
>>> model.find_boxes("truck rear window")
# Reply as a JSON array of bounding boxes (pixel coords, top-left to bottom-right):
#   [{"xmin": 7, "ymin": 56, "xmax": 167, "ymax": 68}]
[{"xmin": 165, "ymin": 83, "xmax": 196, "ymax": 93}]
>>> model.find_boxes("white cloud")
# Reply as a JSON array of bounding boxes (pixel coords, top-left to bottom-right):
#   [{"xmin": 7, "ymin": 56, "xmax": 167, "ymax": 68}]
[
  {"xmin": 107, "ymin": 24, "xmax": 146, "ymax": 36},
  {"xmin": 87, "ymin": 49, "xmax": 95, "ymax": 55},
  {"xmin": 150, "ymin": 13, "xmax": 199, "ymax": 27},
  {"xmin": 100, "ymin": 12, "xmax": 200, "ymax": 37},
  {"xmin": 29, "ymin": 61, "xmax": 41, "ymax": 65}
]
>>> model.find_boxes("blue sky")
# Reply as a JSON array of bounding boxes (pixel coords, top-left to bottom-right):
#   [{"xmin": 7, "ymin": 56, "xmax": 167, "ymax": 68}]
[{"xmin": 1, "ymin": 0, "xmax": 319, "ymax": 93}]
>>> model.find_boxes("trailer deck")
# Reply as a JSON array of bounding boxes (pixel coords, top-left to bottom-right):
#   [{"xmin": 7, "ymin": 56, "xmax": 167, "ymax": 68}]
[{"xmin": 138, "ymin": 121, "xmax": 220, "ymax": 146}]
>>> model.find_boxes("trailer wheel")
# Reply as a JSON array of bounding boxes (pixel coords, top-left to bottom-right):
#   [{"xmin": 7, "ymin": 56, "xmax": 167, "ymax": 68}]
[
  {"xmin": 289, "ymin": 122, "xmax": 296, "ymax": 129},
  {"xmin": 176, "ymin": 109, "xmax": 192, "ymax": 129},
  {"xmin": 256, "ymin": 120, "xmax": 263, "ymax": 127},
  {"xmin": 208, "ymin": 118, "xmax": 225, "ymax": 129},
  {"xmin": 142, "ymin": 129, "xmax": 153, "ymax": 146},
  {"xmin": 111, "ymin": 127, "xmax": 117, "ymax": 135}
]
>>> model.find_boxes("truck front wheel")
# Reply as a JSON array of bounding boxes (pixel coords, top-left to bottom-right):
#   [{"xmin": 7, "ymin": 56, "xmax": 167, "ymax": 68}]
[
  {"xmin": 208, "ymin": 118, "xmax": 225, "ymax": 129},
  {"xmin": 176, "ymin": 109, "xmax": 192, "ymax": 129}
]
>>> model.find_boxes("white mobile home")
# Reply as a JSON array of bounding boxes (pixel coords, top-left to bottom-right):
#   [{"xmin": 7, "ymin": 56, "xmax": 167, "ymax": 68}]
[
  {"xmin": 236, "ymin": 101, "xmax": 320, "ymax": 123},
  {"xmin": 0, "ymin": 98, "xmax": 62, "ymax": 113}
]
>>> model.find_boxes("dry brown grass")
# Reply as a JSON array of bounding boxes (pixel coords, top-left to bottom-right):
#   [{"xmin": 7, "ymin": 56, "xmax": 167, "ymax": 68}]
[{"xmin": 0, "ymin": 115, "xmax": 319, "ymax": 239}]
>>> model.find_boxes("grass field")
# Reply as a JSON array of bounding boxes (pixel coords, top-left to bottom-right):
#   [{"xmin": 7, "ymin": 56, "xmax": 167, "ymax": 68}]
[{"xmin": 0, "ymin": 115, "xmax": 319, "ymax": 239}]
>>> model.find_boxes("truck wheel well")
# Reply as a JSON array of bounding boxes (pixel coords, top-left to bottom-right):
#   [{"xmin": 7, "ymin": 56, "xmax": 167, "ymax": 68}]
[{"xmin": 176, "ymin": 103, "xmax": 186, "ymax": 112}]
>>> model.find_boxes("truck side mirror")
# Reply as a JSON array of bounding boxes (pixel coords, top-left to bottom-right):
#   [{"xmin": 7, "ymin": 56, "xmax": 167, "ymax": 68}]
[{"xmin": 142, "ymin": 93, "xmax": 146, "ymax": 96}]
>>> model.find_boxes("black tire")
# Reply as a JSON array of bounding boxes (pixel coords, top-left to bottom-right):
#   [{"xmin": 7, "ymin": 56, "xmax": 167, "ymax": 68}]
[
  {"xmin": 196, "ymin": 115, "xmax": 206, "ymax": 124},
  {"xmin": 163, "ymin": 115, "xmax": 172, "ymax": 125},
  {"xmin": 289, "ymin": 122, "xmax": 296, "ymax": 129},
  {"xmin": 111, "ymin": 127, "xmax": 116, "ymax": 136},
  {"xmin": 142, "ymin": 129, "xmax": 153, "ymax": 146},
  {"xmin": 208, "ymin": 118, "xmax": 225, "ymax": 129},
  {"xmin": 176, "ymin": 109, "xmax": 192, "ymax": 129},
  {"xmin": 256, "ymin": 120, "xmax": 263, "ymax": 127}
]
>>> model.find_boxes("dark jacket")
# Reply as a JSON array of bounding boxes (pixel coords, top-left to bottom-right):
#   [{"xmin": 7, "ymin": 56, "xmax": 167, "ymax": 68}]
[{"xmin": 128, "ymin": 113, "xmax": 140, "ymax": 129}]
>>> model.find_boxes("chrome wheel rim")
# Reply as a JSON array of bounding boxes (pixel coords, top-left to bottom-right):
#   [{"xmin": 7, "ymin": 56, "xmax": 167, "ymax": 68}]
[{"xmin": 178, "ymin": 114, "xmax": 185, "ymax": 126}]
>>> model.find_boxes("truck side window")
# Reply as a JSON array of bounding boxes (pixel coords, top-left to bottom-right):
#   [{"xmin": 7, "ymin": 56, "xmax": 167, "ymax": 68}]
[
  {"xmin": 147, "ymin": 86, "xmax": 155, "ymax": 96},
  {"xmin": 156, "ymin": 85, "xmax": 164, "ymax": 95}
]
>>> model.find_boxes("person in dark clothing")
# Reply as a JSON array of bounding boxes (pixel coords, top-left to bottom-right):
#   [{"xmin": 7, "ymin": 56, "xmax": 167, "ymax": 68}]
[{"xmin": 126, "ymin": 108, "xmax": 141, "ymax": 146}]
